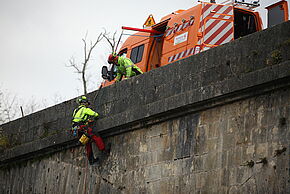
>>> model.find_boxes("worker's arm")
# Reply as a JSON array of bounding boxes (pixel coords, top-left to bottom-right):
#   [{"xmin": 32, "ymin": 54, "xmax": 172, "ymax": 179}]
[
  {"xmin": 84, "ymin": 108, "xmax": 99, "ymax": 118},
  {"xmin": 123, "ymin": 58, "xmax": 134, "ymax": 77},
  {"xmin": 125, "ymin": 66, "xmax": 133, "ymax": 77}
]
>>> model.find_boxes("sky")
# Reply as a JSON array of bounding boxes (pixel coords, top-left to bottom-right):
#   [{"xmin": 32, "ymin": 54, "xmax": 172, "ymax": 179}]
[{"xmin": 0, "ymin": 0, "xmax": 288, "ymax": 110}]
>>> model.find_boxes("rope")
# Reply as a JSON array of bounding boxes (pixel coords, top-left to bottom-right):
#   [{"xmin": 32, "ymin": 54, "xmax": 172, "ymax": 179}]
[{"xmin": 93, "ymin": 83, "xmax": 104, "ymax": 105}]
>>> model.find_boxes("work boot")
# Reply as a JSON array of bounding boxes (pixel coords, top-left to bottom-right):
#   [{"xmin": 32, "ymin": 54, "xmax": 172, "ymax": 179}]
[{"xmin": 89, "ymin": 157, "xmax": 99, "ymax": 165}]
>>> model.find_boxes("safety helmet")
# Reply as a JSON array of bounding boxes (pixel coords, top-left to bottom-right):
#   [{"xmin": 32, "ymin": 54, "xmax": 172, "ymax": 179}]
[
  {"xmin": 108, "ymin": 53, "xmax": 118, "ymax": 64},
  {"xmin": 77, "ymin": 96, "xmax": 89, "ymax": 104}
]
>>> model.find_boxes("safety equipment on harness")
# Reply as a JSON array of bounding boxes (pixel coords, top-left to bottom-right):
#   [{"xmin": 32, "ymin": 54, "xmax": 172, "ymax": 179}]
[
  {"xmin": 72, "ymin": 126, "xmax": 78, "ymax": 137},
  {"xmin": 79, "ymin": 134, "xmax": 90, "ymax": 145}
]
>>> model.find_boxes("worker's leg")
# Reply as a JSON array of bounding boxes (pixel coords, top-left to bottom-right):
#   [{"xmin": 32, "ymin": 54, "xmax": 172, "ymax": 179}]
[
  {"xmin": 87, "ymin": 127, "xmax": 105, "ymax": 151},
  {"xmin": 78, "ymin": 125, "xmax": 95, "ymax": 163},
  {"xmin": 85, "ymin": 141, "xmax": 94, "ymax": 162}
]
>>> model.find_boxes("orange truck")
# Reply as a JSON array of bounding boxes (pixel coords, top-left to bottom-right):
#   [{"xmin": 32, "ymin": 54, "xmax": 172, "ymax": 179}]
[{"xmin": 101, "ymin": 0, "xmax": 289, "ymax": 85}]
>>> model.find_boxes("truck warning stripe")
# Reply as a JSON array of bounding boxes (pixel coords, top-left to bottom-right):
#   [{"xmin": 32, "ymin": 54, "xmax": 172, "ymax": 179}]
[
  {"xmin": 173, "ymin": 53, "xmax": 180, "ymax": 61},
  {"xmin": 177, "ymin": 24, "xmax": 183, "ymax": 32},
  {"xmin": 165, "ymin": 3, "xmax": 230, "ymax": 38},
  {"xmin": 165, "ymin": 20, "xmax": 194, "ymax": 37},
  {"xmin": 209, "ymin": 23, "xmax": 233, "ymax": 45},
  {"xmin": 204, "ymin": 6, "xmax": 233, "ymax": 35},
  {"xmin": 204, "ymin": 20, "xmax": 231, "ymax": 42},
  {"xmin": 198, "ymin": 4, "xmax": 227, "ymax": 44},
  {"xmin": 201, "ymin": 5, "xmax": 232, "ymax": 34},
  {"xmin": 202, "ymin": 4, "xmax": 213, "ymax": 15},
  {"xmin": 198, "ymin": 3, "xmax": 234, "ymax": 49},
  {"xmin": 166, "ymin": 29, "xmax": 173, "ymax": 37},
  {"xmin": 204, "ymin": 20, "xmax": 232, "ymax": 44},
  {"xmin": 168, "ymin": 47, "xmax": 199, "ymax": 63},
  {"xmin": 185, "ymin": 48, "xmax": 192, "ymax": 56},
  {"xmin": 214, "ymin": 27, "xmax": 233, "ymax": 45},
  {"xmin": 200, "ymin": 4, "xmax": 225, "ymax": 28}
]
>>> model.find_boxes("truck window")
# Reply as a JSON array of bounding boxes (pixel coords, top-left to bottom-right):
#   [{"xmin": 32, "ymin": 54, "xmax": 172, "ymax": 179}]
[
  {"xmin": 130, "ymin": 44, "xmax": 144, "ymax": 64},
  {"xmin": 234, "ymin": 10, "xmax": 257, "ymax": 39}
]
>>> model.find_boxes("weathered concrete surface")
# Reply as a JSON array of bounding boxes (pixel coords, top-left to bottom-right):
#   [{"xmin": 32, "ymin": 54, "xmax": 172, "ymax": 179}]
[{"xmin": 0, "ymin": 21, "xmax": 289, "ymax": 193}]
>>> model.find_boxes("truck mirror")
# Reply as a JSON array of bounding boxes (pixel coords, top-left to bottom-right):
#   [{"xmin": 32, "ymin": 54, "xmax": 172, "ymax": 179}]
[
  {"xmin": 101, "ymin": 66, "xmax": 108, "ymax": 79},
  {"xmin": 266, "ymin": 1, "xmax": 289, "ymax": 28}
]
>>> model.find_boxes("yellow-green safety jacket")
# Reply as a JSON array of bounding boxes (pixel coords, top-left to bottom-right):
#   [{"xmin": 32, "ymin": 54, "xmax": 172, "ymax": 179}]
[
  {"xmin": 72, "ymin": 105, "xmax": 99, "ymax": 124},
  {"xmin": 115, "ymin": 56, "xmax": 143, "ymax": 82}
]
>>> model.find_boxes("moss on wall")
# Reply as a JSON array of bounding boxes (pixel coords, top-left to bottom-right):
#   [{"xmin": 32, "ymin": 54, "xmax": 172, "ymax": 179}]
[{"xmin": 0, "ymin": 135, "xmax": 9, "ymax": 148}]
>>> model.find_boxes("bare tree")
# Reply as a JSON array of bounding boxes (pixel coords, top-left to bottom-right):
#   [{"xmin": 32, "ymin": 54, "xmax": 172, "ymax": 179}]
[
  {"xmin": 51, "ymin": 92, "xmax": 63, "ymax": 105},
  {"xmin": 23, "ymin": 96, "xmax": 41, "ymax": 115},
  {"xmin": 0, "ymin": 87, "xmax": 49, "ymax": 124},
  {"xmin": 103, "ymin": 30, "xmax": 118, "ymax": 53},
  {"xmin": 67, "ymin": 32, "xmax": 104, "ymax": 95},
  {"xmin": 0, "ymin": 88, "xmax": 19, "ymax": 124}
]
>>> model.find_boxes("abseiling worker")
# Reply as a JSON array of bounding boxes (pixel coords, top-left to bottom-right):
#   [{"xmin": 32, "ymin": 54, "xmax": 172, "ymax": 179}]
[
  {"xmin": 107, "ymin": 53, "xmax": 143, "ymax": 82},
  {"xmin": 72, "ymin": 96, "xmax": 110, "ymax": 165}
]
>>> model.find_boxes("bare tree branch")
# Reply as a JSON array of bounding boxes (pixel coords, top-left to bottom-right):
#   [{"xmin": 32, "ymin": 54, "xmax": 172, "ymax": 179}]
[
  {"xmin": 66, "ymin": 57, "xmax": 81, "ymax": 73},
  {"xmin": 103, "ymin": 30, "xmax": 117, "ymax": 53},
  {"xmin": 67, "ymin": 31, "xmax": 104, "ymax": 95}
]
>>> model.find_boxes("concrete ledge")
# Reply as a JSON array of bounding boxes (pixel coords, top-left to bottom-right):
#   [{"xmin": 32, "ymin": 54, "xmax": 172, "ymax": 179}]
[{"xmin": 0, "ymin": 21, "xmax": 290, "ymax": 167}]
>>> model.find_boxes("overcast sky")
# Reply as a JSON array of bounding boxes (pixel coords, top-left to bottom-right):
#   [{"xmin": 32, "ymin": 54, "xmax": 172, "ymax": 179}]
[{"xmin": 0, "ymin": 0, "xmax": 288, "ymax": 109}]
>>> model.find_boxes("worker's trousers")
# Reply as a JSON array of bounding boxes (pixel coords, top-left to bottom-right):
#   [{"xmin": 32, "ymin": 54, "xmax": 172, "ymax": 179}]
[{"xmin": 78, "ymin": 125, "xmax": 105, "ymax": 162}]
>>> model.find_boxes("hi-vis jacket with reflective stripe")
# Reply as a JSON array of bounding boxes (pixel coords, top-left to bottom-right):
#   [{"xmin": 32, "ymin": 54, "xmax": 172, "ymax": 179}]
[
  {"xmin": 116, "ymin": 56, "xmax": 143, "ymax": 82},
  {"xmin": 72, "ymin": 105, "xmax": 99, "ymax": 123}
]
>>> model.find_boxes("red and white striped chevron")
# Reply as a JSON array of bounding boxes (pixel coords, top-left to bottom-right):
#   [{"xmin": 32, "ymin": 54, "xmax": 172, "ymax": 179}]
[
  {"xmin": 165, "ymin": 19, "xmax": 195, "ymax": 37},
  {"xmin": 198, "ymin": 3, "xmax": 234, "ymax": 48},
  {"xmin": 168, "ymin": 46, "xmax": 201, "ymax": 63}
]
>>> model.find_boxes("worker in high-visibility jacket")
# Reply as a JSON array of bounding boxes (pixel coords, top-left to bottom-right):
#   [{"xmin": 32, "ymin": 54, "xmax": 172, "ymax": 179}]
[
  {"xmin": 72, "ymin": 96, "xmax": 109, "ymax": 165},
  {"xmin": 108, "ymin": 53, "xmax": 143, "ymax": 82}
]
